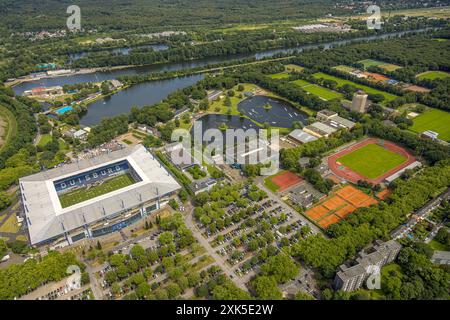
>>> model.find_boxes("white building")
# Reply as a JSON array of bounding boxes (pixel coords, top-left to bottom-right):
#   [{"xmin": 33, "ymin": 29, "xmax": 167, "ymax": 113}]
[{"xmin": 19, "ymin": 145, "xmax": 181, "ymax": 246}]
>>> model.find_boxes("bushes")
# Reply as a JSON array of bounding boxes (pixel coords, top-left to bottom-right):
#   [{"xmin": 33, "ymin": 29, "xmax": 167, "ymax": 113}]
[{"xmin": 0, "ymin": 251, "xmax": 82, "ymax": 299}]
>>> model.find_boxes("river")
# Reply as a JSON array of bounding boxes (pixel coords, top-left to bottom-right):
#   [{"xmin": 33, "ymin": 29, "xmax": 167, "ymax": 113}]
[{"xmin": 12, "ymin": 29, "xmax": 431, "ymax": 126}]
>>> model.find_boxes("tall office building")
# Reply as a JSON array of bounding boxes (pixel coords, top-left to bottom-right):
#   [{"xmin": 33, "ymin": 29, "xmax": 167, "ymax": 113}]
[{"xmin": 351, "ymin": 90, "xmax": 369, "ymax": 113}]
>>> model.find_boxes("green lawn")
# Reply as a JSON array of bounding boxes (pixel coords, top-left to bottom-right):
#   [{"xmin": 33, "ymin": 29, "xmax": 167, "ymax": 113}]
[
  {"xmin": 58, "ymin": 173, "xmax": 136, "ymax": 208},
  {"xmin": 337, "ymin": 144, "xmax": 407, "ymax": 179},
  {"xmin": 302, "ymin": 84, "xmax": 343, "ymax": 101},
  {"xmin": 37, "ymin": 134, "xmax": 52, "ymax": 147},
  {"xmin": 409, "ymin": 108, "xmax": 450, "ymax": 141},
  {"xmin": 291, "ymin": 79, "xmax": 343, "ymax": 101},
  {"xmin": 333, "ymin": 65, "xmax": 356, "ymax": 73},
  {"xmin": 358, "ymin": 59, "xmax": 385, "ymax": 69},
  {"xmin": 379, "ymin": 63, "xmax": 402, "ymax": 72},
  {"xmin": 291, "ymin": 79, "xmax": 310, "ymax": 87},
  {"xmin": 313, "ymin": 72, "xmax": 398, "ymax": 103},
  {"xmin": 429, "ymin": 239, "xmax": 450, "ymax": 251},
  {"xmin": 285, "ymin": 64, "xmax": 304, "ymax": 72},
  {"xmin": 263, "ymin": 170, "xmax": 287, "ymax": 193},
  {"xmin": 416, "ymin": 70, "xmax": 450, "ymax": 80},
  {"xmin": 0, "ymin": 105, "xmax": 17, "ymax": 152}
]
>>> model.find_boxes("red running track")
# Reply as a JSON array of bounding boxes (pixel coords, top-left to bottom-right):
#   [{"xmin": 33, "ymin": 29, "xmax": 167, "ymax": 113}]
[{"xmin": 327, "ymin": 138, "xmax": 416, "ymax": 184}]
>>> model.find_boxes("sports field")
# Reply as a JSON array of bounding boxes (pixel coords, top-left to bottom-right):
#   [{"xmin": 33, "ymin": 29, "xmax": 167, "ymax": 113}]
[
  {"xmin": 358, "ymin": 59, "xmax": 385, "ymax": 69},
  {"xmin": 409, "ymin": 108, "xmax": 450, "ymax": 141},
  {"xmin": 264, "ymin": 171, "xmax": 302, "ymax": 192},
  {"xmin": 305, "ymin": 185, "xmax": 378, "ymax": 229},
  {"xmin": 358, "ymin": 59, "xmax": 402, "ymax": 72},
  {"xmin": 416, "ymin": 71, "xmax": 450, "ymax": 81},
  {"xmin": 312, "ymin": 72, "xmax": 398, "ymax": 102},
  {"xmin": 291, "ymin": 79, "xmax": 343, "ymax": 101},
  {"xmin": 58, "ymin": 173, "xmax": 136, "ymax": 208},
  {"xmin": 337, "ymin": 144, "xmax": 407, "ymax": 180},
  {"xmin": 333, "ymin": 65, "xmax": 356, "ymax": 73}
]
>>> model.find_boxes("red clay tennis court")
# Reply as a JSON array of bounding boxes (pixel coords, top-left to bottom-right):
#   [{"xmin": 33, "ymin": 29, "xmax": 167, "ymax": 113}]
[
  {"xmin": 305, "ymin": 185, "xmax": 378, "ymax": 229},
  {"xmin": 271, "ymin": 171, "xmax": 303, "ymax": 192},
  {"xmin": 318, "ymin": 214, "xmax": 341, "ymax": 228},
  {"xmin": 376, "ymin": 188, "xmax": 392, "ymax": 200}
]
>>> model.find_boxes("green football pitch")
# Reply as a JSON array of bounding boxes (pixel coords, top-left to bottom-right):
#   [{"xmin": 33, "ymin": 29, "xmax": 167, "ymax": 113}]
[
  {"xmin": 291, "ymin": 79, "xmax": 343, "ymax": 100},
  {"xmin": 337, "ymin": 144, "xmax": 407, "ymax": 179},
  {"xmin": 58, "ymin": 173, "xmax": 136, "ymax": 208},
  {"xmin": 409, "ymin": 108, "xmax": 450, "ymax": 141}
]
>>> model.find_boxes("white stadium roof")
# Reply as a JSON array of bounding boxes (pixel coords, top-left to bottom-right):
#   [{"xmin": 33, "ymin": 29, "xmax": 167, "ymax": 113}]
[{"xmin": 20, "ymin": 145, "xmax": 181, "ymax": 245}]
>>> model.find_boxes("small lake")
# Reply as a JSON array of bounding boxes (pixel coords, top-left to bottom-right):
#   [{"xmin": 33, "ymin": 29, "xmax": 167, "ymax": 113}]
[
  {"xmin": 238, "ymin": 95, "xmax": 307, "ymax": 128},
  {"xmin": 79, "ymin": 74, "xmax": 204, "ymax": 126}
]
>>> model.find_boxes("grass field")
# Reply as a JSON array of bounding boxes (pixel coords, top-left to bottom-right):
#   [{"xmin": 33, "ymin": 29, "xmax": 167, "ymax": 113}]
[
  {"xmin": 409, "ymin": 108, "xmax": 450, "ymax": 141},
  {"xmin": 313, "ymin": 72, "xmax": 398, "ymax": 103},
  {"xmin": 358, "ymin": 59, "xmax": 385, "ymax": 69},
  {"xmin": 302, "ymin": 84, "xmax": 343, "ymax": 101},
  {"xmin": 0, "ymin": 214, "xmax": 20, "ymax": 234},
  {"xmin": 37, "ymin": 134, "xmax": 52, "ymax": 147},
  {"xmin": 416, "ymin": 70, "xmax": 450, "ymax": 80},
  {"xmin": 285, "ymin": 64, "xmax": 304, "ymax": 72},
  {"xmin": 429, "ymin": 239, "xmax": 450, "ymax": 251},
  {"xmin": 333, "ymin": 65, "xmax": 356, "ymax": 73},
  {"xmin": 291, "ymin": 79, "xmax": 310, "ymax": 87},
  {"xmin": 263, "ymin": 171, "xmax": 285, "ymax": 193},
  {"xmin": 58, "ymin": 173, "xmax": 136, "ymax": 208},
  {"xmin": 337, "ymin": 144, "xmax": 407, "ymax": 179},
  {"xmin": 379, "ymin": 63, "xmax": 402, "ymax": 72},
  {"xmin": 0, "ymin": 105, "xmax": 17, "ymax": 152},
  {"xmin": 291, "ymin": 79, "xmax": 343, "ymax": 101}
]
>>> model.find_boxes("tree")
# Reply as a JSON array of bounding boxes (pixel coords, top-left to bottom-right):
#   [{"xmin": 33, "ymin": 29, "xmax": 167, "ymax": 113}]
[
  {"xmin": 251, "ymin": 276, "xmax": 282, "ymax": 300},
  {"xmin": 434, "ymin": 228, "xmax": 449, "ymax": 246},
  {"xmin": 0, "ymin": 240, "xmax": 7, "ymax": 260},
  {"xmin": 135, "ymin": 282, "xmax": 151, "ymax": 299},
  {"xmin": 166, "ymin": 283, "xmax": 181, "ymax": 299},
  {"xmin": 294, "ymin": 292, "xmax": 315, "ymax": 300},
  {"xmin": 260, "ymin": 253, "xmax": 299, "ymax": 284},
  {"xmin": 158, "ymin": 232, "xmax": 174, "ymax": 246}
]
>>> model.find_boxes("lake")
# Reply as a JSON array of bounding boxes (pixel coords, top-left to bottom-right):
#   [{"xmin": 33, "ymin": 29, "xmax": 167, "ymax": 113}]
[{"xmin": 237, "ymin": 95, "xmax": 307, "ymax": 128}]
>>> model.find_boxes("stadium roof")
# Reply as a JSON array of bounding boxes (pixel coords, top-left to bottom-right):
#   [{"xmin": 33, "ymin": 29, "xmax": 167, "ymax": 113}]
[{"xmin": 20, "ymin": 145, "xmax": 181, "ymax": 245}]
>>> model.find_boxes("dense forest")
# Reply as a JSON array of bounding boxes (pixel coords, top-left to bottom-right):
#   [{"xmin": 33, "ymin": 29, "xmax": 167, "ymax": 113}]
[{"xmin": 1, "ymin": 0, "xmax": 437, "ymax": 32}]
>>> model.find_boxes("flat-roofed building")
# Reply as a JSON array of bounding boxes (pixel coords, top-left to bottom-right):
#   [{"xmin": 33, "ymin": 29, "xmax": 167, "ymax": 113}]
[
  {"xmin": 431, "ymin": 251, "xmax": 450, "ymax": 265},
  {"xmin": 385, "ymin": 161, "xmax": 422, "ymax": 184},
  {"xmin": 288, "ymin": 129, "xmax": 319, "ymax": 144},
  {"xmin": 303, "ymin": 122, "xmax": 337, "ymax": 138},
  {"xmin": 334, "ymin": 240, "xmax": 401, "ymax": 292},
  {"xmin": 316, "ymin": 109, "xmax": 338, "ymax": 122}
]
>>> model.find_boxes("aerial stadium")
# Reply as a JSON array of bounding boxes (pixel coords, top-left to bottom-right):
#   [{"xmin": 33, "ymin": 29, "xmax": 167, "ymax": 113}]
[{"xmin": 19, "ymin": 145, "xmax": 181, "ymax": 246}]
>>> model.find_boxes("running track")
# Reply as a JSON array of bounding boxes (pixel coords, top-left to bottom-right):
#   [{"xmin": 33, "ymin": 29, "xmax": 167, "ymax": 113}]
[{"xmin": 327, "ymin": 138, "xmax": 416, "ymax": 184}]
